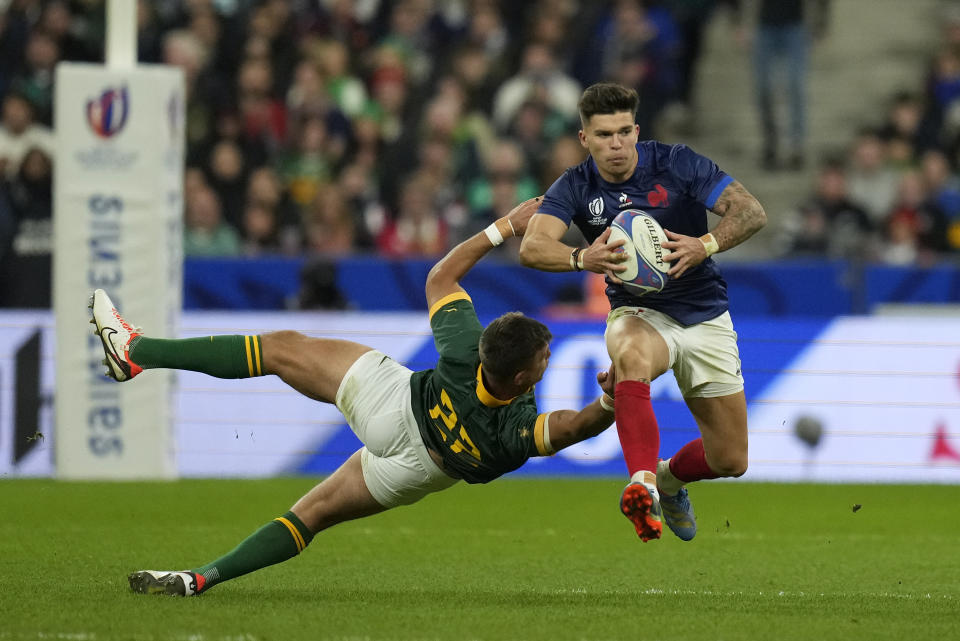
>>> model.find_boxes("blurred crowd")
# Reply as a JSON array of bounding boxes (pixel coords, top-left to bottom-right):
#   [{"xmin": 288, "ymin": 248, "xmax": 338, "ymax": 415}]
[
  {"xmin": 778, "ymin": 3, "xmax": 960, "ymax": 265},
  {"xmin": 0, "ymin": 0, "xmax": 722, "ymax": 276},
  {"xmin": 4, "ymin": 0, "xmax": 960, "ymax": 309}
]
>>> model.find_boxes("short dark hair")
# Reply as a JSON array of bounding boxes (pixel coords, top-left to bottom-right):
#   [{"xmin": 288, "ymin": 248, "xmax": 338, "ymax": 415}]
[
  {"xmin": 578, "ymin": 82, "xmax": 639, "ymax": 125},
  {"xmin": 479, "ymin": 312, "xmax": 552, "ymax": 381}
]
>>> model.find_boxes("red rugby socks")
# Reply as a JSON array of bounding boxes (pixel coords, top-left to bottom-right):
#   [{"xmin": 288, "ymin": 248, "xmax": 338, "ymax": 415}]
[
  {"xmin": 668, "ymin": 438, "xmax": 720, "ymax": 483},
  {"xmin": 614, "ymin": 380, "xmax": 660, "ymax": 476}
]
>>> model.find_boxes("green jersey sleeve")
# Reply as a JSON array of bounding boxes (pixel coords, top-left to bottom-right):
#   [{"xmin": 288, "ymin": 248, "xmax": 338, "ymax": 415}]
[
  {"xmin": 496, "ymin": 398, "xmax": 554, "ymax": 461},
  {"xmin": 428, "ymin": 292, "xmax": 483, "ymax": 366}
]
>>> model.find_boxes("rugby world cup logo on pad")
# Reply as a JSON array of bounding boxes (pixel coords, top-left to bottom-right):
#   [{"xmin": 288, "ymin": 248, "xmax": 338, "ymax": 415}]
[
  {"xmin": 86, "ymin": 86, "xmax": 129, "ymax": 138},
  {"xmin": 608, "ymin": 209, "xmax": 670, "ymax": 296}
]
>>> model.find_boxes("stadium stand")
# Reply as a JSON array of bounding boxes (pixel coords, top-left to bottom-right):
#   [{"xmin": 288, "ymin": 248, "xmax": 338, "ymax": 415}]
[{"xmin": 0, "ymin": 0, "xmax": 958, "ymax": 310}]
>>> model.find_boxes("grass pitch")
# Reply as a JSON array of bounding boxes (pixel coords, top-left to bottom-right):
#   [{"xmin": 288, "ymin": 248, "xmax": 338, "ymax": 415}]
[{"xmin": 1, "ymin": 479, "xmax": 958, "ymax": 641}]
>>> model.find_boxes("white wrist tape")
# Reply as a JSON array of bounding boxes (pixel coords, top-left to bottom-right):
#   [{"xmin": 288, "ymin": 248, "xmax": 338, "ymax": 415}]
[
  {"xmin": 599, "ymin": 394, "xmax": 615, "ymax": 413},
  {"xmin": 505, "ymin": 218, "xmax": 516, "ymax": 237},
  {"xmin": 485, "ymin": 222, "xmax": 504, "ymax": 247},
  {"xmin": 700, "ymin": 233, "xmax": 719, "ymax": 257}
]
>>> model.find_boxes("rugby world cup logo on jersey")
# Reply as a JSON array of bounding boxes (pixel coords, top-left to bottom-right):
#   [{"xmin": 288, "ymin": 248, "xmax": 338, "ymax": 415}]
[
  {"xmin": 86, "ymin": 86, "xmax": 129, "ymax": 138},
  {"xmin": 588, "ymin": 197, "xmax": 605, "ymax": 225}
]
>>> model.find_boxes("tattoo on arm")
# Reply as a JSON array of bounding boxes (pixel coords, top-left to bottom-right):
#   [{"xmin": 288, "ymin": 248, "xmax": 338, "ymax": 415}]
[{"xmin": 709, "ymin": 180, "xmax": 767, "ymax": 252}]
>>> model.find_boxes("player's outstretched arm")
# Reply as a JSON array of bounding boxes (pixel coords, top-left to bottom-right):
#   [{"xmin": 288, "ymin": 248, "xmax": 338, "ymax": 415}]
[
  {"xmin": 425, "ymin": 197, "xmax": 541, "ymax": 310},
  {"xmin": 519, "ymin": 214, "xmax": 627, "ymax": 277},
  {"xmin": 518, "ymin": 213, "xmax": 576, "ymax": 272},
  {"xmin": 541, "ymin": 364, "xmax": 617, "ymax": 452}
]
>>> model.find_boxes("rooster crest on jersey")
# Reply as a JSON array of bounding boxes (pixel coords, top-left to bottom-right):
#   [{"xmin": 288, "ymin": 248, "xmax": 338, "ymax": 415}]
[{"xmin": 608, "ymin": 209, "xmax": 670, "ymax": 296}]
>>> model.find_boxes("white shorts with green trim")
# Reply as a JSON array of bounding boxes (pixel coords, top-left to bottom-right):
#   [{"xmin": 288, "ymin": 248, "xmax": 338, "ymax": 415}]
[
  {"xmin": 336, "ymin": 349, "xmax": 459, "ymax": 508},
  {"xmin": 606, "ymin": 307, "xmax": 744, "ymax": 398}
]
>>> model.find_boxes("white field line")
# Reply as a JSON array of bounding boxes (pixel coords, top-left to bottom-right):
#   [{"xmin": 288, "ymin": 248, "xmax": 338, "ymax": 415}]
[{"xmin": 555, "ymin": 587, "xmax": 956, "ymax": 601}]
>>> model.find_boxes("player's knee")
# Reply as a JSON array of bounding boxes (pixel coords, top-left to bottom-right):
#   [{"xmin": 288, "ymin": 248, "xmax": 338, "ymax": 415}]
[
  {"xmin": 612, "ymin": 341, "xmax": 657, "ymax": 380},
  {"xmin": 613, "ymin": 349, "xmax": 647, "ymax": 376},
  {"xmin": 708, "ymin": 452, "xmax": 748, "ymax": 478},
  {"xmin": 261, "ymin": 330, "xmax": 309, "ymax": 375}
]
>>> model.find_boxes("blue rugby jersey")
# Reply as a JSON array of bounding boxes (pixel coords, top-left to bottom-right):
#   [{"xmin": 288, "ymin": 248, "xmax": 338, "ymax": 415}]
[{"xmin": 539, "ymin": 141, "xmax": 734, "ymax": 326}]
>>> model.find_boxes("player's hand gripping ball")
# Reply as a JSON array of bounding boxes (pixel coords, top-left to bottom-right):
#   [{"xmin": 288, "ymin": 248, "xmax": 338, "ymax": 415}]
[{"xmin": 608, "ymin": 209, "xmax": 670, "ymax": 296}]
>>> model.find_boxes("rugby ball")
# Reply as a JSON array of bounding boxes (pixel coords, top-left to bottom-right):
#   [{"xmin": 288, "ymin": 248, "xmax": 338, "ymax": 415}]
[{"xmin": 608, "ymin": 209, "xmax": 670, "ymax": 296}]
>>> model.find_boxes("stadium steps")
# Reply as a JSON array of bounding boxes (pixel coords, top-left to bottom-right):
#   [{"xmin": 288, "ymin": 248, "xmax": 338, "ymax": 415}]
[{"xmin": 658, "ymin": 0, "xmax": 944, "ymax": 259}]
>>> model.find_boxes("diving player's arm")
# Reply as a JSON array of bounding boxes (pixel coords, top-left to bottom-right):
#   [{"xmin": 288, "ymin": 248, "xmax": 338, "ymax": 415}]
[
  {"xmin": 425, "ymin": 197, "xmax": 541, "ymax": 310},
  {"xmin": 661, "ymin": 179, "xmax": 767, "ymax": 278},
  {"xmin": 519, "ymin": 214, "xmax": 628, "ymax": 279},
  {"xmin": 538, "ymin": 364, "xmax": 617, "ymax": 452}
]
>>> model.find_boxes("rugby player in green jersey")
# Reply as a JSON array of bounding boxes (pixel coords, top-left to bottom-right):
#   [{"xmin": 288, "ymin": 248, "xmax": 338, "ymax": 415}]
[{"xmin": 92, "ymin": 197, "xmax": 620, "ymax": 597}]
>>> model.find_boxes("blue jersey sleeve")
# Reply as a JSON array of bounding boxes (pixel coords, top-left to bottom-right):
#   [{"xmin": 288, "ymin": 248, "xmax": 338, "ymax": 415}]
[
  {"xmin": 538, "ymin": 171, "xmax": 577, "ymax": 226},
  {"xmin": 668, "ymin": 144, "xmax": 734, "ymax": 210}
]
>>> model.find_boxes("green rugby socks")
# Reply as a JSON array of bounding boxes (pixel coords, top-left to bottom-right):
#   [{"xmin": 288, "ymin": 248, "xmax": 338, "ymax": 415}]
[
  {"xmin": 127, "ymin": 335, "xmax": 264, "ymax": 378},
  {"xmin": 192, "ymin": 511, "xmax": 314, "ymax": 591}
]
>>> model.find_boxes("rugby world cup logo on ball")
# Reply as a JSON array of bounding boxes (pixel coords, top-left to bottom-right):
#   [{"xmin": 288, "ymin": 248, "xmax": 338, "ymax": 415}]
[{"xmin": 608, "ymin": 209, "xmax": 670, "ymax": 296}]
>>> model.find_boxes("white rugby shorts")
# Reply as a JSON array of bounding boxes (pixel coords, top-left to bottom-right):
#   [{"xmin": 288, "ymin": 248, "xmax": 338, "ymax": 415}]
[
  {"xmin": 335, "ymin": 349, "xmax": 459, "ymax": 508},
  {"xmin": 606, "ymin": 307, "xmax": 744, "ymax": 398}
]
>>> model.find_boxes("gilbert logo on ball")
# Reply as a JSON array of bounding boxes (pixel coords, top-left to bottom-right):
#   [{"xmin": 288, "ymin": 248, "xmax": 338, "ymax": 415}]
[{"xmin": 608, "ymin": 209, "xmax": 670, "ymax": 296}]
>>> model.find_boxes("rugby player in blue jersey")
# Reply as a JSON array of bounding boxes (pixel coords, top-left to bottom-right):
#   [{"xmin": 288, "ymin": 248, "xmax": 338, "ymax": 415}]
[
  {"xmin": 520, "ymin": 82, "xmax": 767, "ymax": 542},
  {"xmin": 95, "ymin": 197, "xmax": 622, "ymax": 596}
]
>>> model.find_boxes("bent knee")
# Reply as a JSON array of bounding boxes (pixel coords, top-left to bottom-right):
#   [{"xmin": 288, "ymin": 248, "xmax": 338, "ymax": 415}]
[
  {"xmin": 611, "ymin": 341, "xmax": 665, "ymax": 381},
  {"xmin": 613, "ymin": 349, "xmax": 653, "ymax": 377},
  {"xmin": 262, "ymin": 330, "xmax": 309, "ymax": 374},
  {"xmin": 707, "ymin": 454, "xmax": 748, "ymax": 478}
]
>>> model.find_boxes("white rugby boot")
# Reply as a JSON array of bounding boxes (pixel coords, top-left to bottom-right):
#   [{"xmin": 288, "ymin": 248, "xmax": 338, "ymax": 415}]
[
  {"xmin": 128, "ymin": 570, "xmax": 205, "ymax": 596},
  {"xmin": 89, "ymin": 289, "xmax": 143, "ymax": 381}
]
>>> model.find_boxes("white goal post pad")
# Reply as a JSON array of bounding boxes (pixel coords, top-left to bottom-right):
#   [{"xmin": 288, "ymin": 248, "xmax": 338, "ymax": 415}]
[{"xmin": 53, "ymin": 63, "xmax": 185, "ymax": 479}]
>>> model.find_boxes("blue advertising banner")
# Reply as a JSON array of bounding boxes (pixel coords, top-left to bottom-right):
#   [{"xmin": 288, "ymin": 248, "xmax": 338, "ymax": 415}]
[
  {"xmin": 5, "ymin": 311, "xmax": 959, "ymax": 483},
  {"xmin": 294, "ymin": 315, "xmax": 829, "ymax": 478},
  {"xmin": 183, "ymin": 257, "xmax": 960, "ymax": 316}
]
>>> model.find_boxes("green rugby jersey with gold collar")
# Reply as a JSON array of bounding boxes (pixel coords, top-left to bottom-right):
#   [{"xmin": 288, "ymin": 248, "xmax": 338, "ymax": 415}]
[{"xmin": 410, "ymin": 292, "xmax": 552, "ymax": 483}]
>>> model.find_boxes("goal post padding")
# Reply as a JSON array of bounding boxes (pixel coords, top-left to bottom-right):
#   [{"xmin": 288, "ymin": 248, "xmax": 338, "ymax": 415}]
[{"xmin": 53, "ymin": 63, "xmax": 184, "ymax": 479}]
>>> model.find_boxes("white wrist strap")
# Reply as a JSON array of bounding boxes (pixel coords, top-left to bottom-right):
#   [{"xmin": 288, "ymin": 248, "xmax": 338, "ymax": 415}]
[
  {"xmin": 485, "ymin": 222, "xmax": 504, "ymax": 247},
  {"xmin": 599, "ymin": 394, "xmax": 615, "ymax": 413},
  {"xmin": 700, "ymin": 233, "xmax": 719, "ymax": 257}
]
